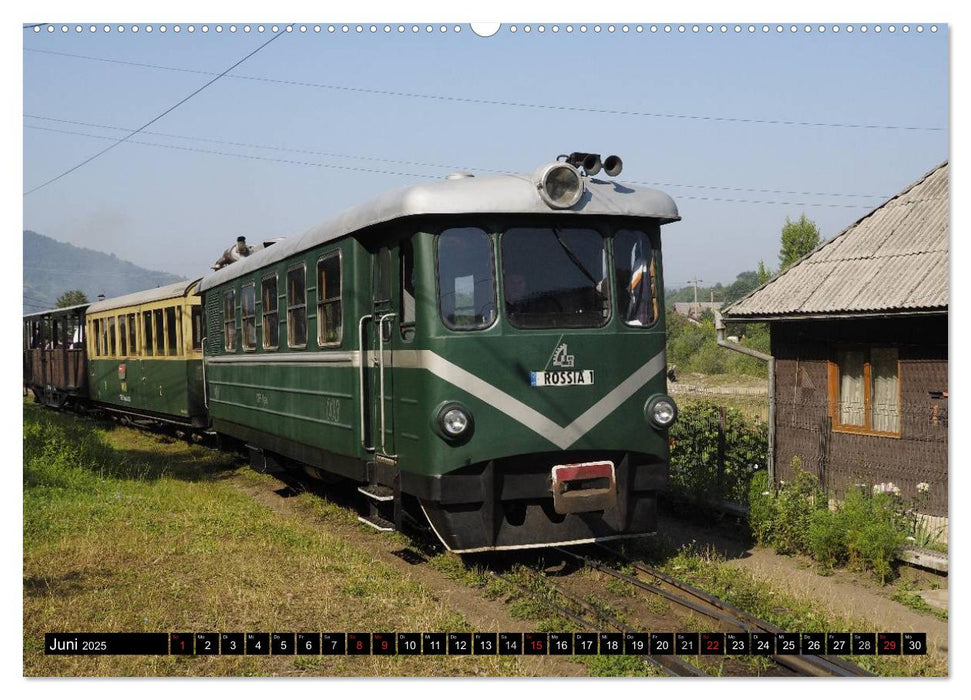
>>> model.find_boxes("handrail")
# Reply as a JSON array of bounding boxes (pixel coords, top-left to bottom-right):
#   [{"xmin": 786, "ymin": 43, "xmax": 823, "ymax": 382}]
[
  {"xmin": 358, "ymin": 314, "xmax": 375, "ymax": 452},
  {"xmin": 377, "ymin": 312, "xmax": 397, "ymax": 458}
]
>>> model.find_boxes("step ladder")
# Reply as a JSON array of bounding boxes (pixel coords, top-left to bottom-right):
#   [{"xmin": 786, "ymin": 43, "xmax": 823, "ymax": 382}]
[{"xmin": 357, "ymin": 462, "xmax": 401, "ymax": 532}]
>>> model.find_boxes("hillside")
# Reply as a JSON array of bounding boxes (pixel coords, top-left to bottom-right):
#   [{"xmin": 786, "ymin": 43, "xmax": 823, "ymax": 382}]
[{"xmin": 23, "ymin": 230, "xmax": 185, "ymax": 313}]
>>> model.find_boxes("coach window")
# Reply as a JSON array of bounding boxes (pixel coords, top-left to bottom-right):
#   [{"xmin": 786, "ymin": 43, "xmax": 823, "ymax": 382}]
[
  {"xmin": 400, "ymin": 238, "xmax": 416, "ymax": 341},
  {"xmin": 92, "ymin": 319, "xmax": 102, "ymax": 356},
  {"xmin": 317, "ymin": 253, "xmax": 342, "ymax": 346},
  {"xmin": 224, "ymin": 290, "xmax": 237, "ymax": 351},
  {"xmin": 119, "ymin": 314, "xmax": 128, "ymax": 356},
  {"xmin": 437, "ymin": 227, "xmax": 496, "ymax": 330},
  {"xmin": 166, "ymin": 307, "xmax": 179, "ymax": 356},
  {"xmin": 191, "ymin": 307, "xmax": 203, "ymax": 352},
  {"xmin": 287, "ymin": 265, "xmax": 308, "ymax": 348},
  {"xmin": 127, "ymin": 313, "xmax": 137, "ymax": 355},
  {"xmin": 261, "ymin": 276, "xmax": 279, "ymax": 350},
  {"xmin": 241, "ymin": 283, "xmax": 257, "ymax": 350},
  {"xmin": 143, "ymin": 312, "xmax": 154, "ymax": 356},
  {"xmin": 154, "ymin": 309, "xmax": 165, "ymax": 357},
  {"xmin": 108, "ymin": 316, "xmax": 117, "ymax": 356},
  {"xmin": 614, "ymin": 229, "xmax": 659, "ymax": 327}
]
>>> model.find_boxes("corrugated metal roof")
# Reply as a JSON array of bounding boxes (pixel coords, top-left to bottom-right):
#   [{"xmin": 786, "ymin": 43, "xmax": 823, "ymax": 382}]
[
  {"xmin": 86, "ymin": 279, "xmax": 200, "ymax": 313},
  {"xmin": 198, "ymin": 169, "xmax": 680, "ymax": 292},
  {"xmin": 724, "ymin": 162, "xmax": 948, "ymax": 319}
]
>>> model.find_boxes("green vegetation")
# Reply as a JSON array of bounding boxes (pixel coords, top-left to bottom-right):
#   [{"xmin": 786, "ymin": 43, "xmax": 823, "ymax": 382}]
[
  {"xmin": 23, "ymin": 402, "xmax": 524, "ymax": 676},
  {"xmin": 55, "ymin": 289, "xmax": 88, "ymax": 308},
  {"xmin": 665, "ymin": 312, "xmax": 769, "ymax": 378},
  {"xmin": 669, "ymin": 401, "xmax": 768, "ymax": 506},
  {"xmin": 748, "ymin": 464, "xmax": 910, "ymax": 584},
  {"xmin": 665, "ymin": 270, "xmax": 761, "ymax": 306},
  {"xmin": 778, "ymin": 214, "xmax": 822, "ymax": 272}
]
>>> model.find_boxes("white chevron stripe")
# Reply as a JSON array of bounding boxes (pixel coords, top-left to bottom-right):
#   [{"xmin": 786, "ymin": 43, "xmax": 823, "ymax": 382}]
[{"xmin": 417, "ymin": 349, "xmax": 666, "ymax": 449}]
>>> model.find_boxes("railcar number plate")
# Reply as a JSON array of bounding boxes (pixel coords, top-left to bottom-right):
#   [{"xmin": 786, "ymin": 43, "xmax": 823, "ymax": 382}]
[{"xmin": 529, "ymin": 370, "xmax": 594, "ymax": 387}]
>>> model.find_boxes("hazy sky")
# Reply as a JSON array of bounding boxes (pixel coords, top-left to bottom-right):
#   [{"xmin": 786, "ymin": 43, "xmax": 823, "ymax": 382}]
[{"xmin": 22, "ymin": 21, "xmax": 948, "ymax": 294}]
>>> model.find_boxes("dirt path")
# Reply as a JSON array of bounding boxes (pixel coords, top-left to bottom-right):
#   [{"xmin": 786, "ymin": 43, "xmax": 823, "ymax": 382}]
[
  {"xmin": 232, "ymin": 474, "xmax": 588, "ymax": 677},
  {"xmin": 658, "ymin": 514, "xmax": 949, "ymax": 654}
]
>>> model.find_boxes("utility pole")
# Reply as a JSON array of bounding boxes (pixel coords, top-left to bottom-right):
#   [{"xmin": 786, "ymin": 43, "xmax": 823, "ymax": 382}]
[{"xmin": 687, "ymin": 277, "xmax": 703, "ymax": 317}]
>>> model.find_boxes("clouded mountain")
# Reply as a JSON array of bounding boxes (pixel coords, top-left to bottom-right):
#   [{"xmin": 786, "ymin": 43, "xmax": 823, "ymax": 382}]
[{"xmin": 23, "ymin": 230, "xmax": 185, "ymax": 314}]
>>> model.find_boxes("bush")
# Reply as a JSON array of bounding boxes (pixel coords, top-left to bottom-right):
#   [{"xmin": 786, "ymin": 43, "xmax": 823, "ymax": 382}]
[
  {"xmin": 751, "ymin": 472, "xmax": 908, "ymax": 584},
  {"xmin": 669, "ymin": 401, "xmax": 768, "ymax": 506},
  {"xmin": 747, "ymin": 471, "xmax": 774, "ymax": 546}
]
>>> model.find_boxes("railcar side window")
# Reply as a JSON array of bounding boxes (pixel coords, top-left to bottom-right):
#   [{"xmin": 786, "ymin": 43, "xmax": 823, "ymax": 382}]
[
  {"xmin": 437, "ymin": 227, "xmax": 496, "ymax": 330},
  {"xmin": 317, "ymin": 253, "xmax": 342, "ymax": 346},
  {"xmin": 501, "ymin": 227, "xmax": 608, "ymax": 329},
  {"xmin": 287, "ymin": 265, "xmax": 308, "ymax": 348},
  {"xmin": 191, "ymin": 307, "xmax": 203, "ymax": 351},
  {"xmin": 92, "ymin": 319, "xmax": 102, "ymax": 356},
  {"xmin": 143, "ymin": 312, "xmax": 154, "ymax": 356},
  {"xmin": 614, "ymin": 229, "xmax": 659, "ymax": 327},
  {"xmin": 223, "ymin": 291, "xmax": 236, "ymax": 351},
  {"xmin": 241, "ymin": 284, "xmax": 257, "ymax": 350},
  {"xmin": 261, "ymin": 276, "xmax": 278, "ymax": 350}
]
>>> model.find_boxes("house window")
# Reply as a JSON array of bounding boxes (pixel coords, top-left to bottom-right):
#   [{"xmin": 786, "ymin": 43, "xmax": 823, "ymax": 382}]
[
  {"xmin": 241, "ymin": 283, "xmax": 257, "ymax": 350},
  {"xmin": 317, "ymin": 252, "xmax": 342, "ymax": 346},
  {"xmin": 262, "ymin": 275, "xmax": 279, "ymax": 350},
  {"xmin": 831, "ymin": 346, "xmax": 900, "ymax": 435},
  {"xmin": 287, "ymin": 265, "xmax": 307, "ymax": 348},
  {"xmin": 224, "ymin": 291, "xmax": 236, "ymax": 351}
]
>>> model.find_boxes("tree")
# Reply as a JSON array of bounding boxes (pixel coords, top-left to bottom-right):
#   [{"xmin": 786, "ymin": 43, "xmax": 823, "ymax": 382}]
[
  {"xmin": 756, "ymin": 260, "xmax": 773, "ymax": 286},
  {"xmin": 55, "ymin": 290, "xmax": 88, "ymax": 308},
  {"xmin": 778, "ymin": 214, "xmax": 821, "ymax": 272}
]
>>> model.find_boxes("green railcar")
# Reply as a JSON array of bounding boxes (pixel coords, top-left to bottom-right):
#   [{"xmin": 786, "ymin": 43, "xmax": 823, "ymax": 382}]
[
  {"xmin": 85, "ymin": 280, "xmax": 207, "ymax": 428},
  {"xmin": 199, "ymin": 157, "xmax": 680, "ymax": 552}
]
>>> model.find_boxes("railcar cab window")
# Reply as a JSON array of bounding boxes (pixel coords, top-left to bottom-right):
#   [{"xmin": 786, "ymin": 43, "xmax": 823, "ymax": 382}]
[
  {"xmin": 317, "ymin": 252, "xmax": 342, "ymax": 346},
  {"xmin": 240, "ymin": 283, "xmax": 257, "ymax": 351},
  {"xmin": 501, "ymin": 227, "xmax": 609, "ymax": 329},
  {"xmin": 223, "ymin": 290, "xmax": 236, "ymax": 351},
  {"xmin": 437, "ymin": 227, "xmax": 497, "ymax": 330},
  {"xmin": 261, "ymin": 276, "xmax": 278, "ymax": 350},
  {"xmin": 400, "ymin": 237, "xmax": 416, "ymax": 341},
  {"xmin": 614, "ymin": 229, "xmax": 659, "ymax": 327},
  {"xmin": 287, "ymin": 265, "xmax": 308, "ymax": 348}
]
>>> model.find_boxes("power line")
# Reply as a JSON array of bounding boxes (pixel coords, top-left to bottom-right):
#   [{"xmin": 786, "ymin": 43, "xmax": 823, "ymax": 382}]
[
  {"xmin": 24, "ymin": 47, "xmax": 946, "ymax": 133},
  {"xmin": 24, "ymin": 123, "xmax": 889, "ymax": 210},
  {"xmin": 24, "ymin": 114, "xmax": 895, "ymax": 200},
  {"xmin": 23, "ymin": 29, "xmax": 289, "ymax": 196}
]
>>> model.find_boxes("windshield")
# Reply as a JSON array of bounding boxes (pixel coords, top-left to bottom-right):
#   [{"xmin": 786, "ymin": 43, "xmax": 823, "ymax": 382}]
[
  {"xmin": 501, "ymin": 227, "xmax": 609, "ymax": 329},
  {"xmin": 437, "ymin": 227, "xmax": 497, "ymax": 330}
]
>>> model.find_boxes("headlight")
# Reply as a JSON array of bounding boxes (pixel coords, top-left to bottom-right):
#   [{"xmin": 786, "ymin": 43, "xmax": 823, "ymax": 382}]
[
  {"xmin": 534, "ymin": 162, "xmax": 584, "ymax": 209},
  {"xmin": 442, "ymin": 408, "xmax": 469, "ymax": 436},
  {"xmin": 435, "ymin": 402, "xmax": 474, "ymax": 442},
  {"xmin": 645, "ymin": 395, "xmax": 678, "ymax": 428}
]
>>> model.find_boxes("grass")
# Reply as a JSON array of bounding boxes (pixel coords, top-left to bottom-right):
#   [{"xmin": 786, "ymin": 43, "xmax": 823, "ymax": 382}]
[
  {"xmin": 891, "ymin": 580, "xmax": 948, "ymax": 622},
  {"xmin": 22, "ymin": 401, "xmax": 528, "ymax": 677}
]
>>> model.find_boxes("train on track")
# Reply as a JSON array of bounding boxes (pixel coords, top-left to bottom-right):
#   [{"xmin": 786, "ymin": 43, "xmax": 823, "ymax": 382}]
[{"xmin": 23, "ymin": 153, "xmax": 680, "ymax": 553}]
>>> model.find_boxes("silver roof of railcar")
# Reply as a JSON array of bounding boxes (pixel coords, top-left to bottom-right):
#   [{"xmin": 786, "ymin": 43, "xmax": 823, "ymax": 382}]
[
  {"xmin": 23, "ymin": 302, "xmax": 89, "ymax": 319},
  {"xmin": 86, "ymin": 279, "xmax": 201, "ymax": 313},
  {"xmin": 198, "ymin": 171, "xmax": 680, "ymax": 292}
]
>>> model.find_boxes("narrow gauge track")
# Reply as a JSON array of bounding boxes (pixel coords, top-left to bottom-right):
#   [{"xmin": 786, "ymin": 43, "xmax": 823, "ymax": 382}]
[
  {"xmin": 554, "ymin": 545, "xmax": 874, "ymax": 678},
  {"xmin": 488, "ymin": 568, "xmax": 707, "ymax": 677}
]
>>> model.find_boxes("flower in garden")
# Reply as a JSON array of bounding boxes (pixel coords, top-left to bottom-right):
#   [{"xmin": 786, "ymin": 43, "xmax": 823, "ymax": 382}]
[{"xmin": 917, "ymin": 482, "xmax": 930, "ymax": 494}]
